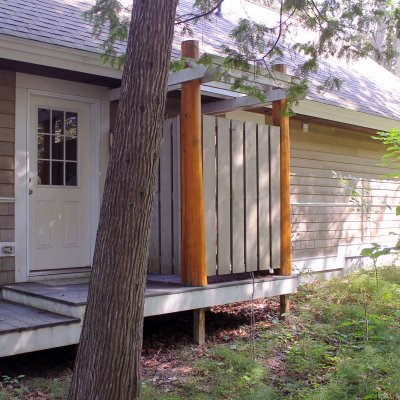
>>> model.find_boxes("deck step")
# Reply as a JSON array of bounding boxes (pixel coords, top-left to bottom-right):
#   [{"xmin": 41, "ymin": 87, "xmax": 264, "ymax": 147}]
[
  {"xmin": 0, "ymin": 300, "xmax": 81, "ymax": 357},
  {"xmin": 2, "ymin": 283, "xmax": 87, "ymax": 319}
]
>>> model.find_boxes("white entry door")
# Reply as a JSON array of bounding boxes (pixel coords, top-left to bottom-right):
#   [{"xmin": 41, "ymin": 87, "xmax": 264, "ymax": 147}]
[{"xmin": 28, "ymin": 96, "xmax": 92, "ymax": 273}]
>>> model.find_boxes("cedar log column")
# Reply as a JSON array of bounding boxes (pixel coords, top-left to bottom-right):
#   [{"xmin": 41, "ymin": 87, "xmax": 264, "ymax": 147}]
[
  {"xmin": 272, "ymin": 64, "xmax": 292, "ymax": 316},
  {"xmin": 180, "ymin": 40, "xmax": 207, "ymax": 287}
]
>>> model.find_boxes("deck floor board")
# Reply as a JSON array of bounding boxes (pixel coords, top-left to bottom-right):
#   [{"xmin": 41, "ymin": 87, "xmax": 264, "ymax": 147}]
[
  {"xmin": 4, "ymin": 283, "xmax": 89, "ymax": 306},
  {"xmin": 0, "ymin": 300, "xmax": 80, "ymax": 334}
]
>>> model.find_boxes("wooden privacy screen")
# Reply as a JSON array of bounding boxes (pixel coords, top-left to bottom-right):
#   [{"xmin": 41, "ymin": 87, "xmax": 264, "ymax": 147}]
[
  {"xmin": 148, "ymin": 116, "xmax": 281, "ymax": 276},
  {"xmin": 203, "ymin": 116, "xmax": 281, "ymax": 276},
  {"xmin": 148, "ymin": 118, "xmax": 181, "ymax": 275}
]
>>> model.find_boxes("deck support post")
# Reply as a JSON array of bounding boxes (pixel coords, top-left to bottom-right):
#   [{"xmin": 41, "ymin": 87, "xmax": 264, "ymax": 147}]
[
  {"xmin": 180, "ymin": 40, "xmax": 207, "ymax": 287},
  {"xmin": 193, "ymin": 308, "xmax": 206, "ymax": 346},
  {"xmin": 272, "ymin": 64, "xmax": 292, "ymax": 319}
]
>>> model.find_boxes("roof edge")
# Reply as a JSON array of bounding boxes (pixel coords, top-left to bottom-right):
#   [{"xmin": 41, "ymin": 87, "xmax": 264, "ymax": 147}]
[
  {"xmin": 0, "ymin": 34, "xmax": 122, "ymax": 80},
  {"xmin": 293, "ymin": 100, "xmax": 400, "ymax": 131}
]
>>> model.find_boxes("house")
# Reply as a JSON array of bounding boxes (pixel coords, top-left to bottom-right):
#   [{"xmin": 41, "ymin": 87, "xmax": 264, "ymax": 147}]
[{"xmin": 0, "ymin": 0, "xmax": 399, "ymax": 356}]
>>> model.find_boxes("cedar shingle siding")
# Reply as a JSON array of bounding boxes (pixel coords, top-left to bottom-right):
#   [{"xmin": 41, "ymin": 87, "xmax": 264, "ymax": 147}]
[
  {"xmin": 0, "ymin": 69, "xmax": 15, "ymax": 284},
  {"xmin": 288, "ymin": 119, "xmax": 400, "ymax": 263}
]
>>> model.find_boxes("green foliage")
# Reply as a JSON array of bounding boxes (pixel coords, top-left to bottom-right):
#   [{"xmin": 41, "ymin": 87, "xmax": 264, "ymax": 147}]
[
  {"xmin": 373, "ymin": 128, "xmax": 400, "ymax": 179},
  {"xmin": 287, "ymin": 338, "xmax": 335, "ymax": 374},
  {"xmin": 333, "ymin": 171, "xmax": 372, "ymax": 215},
  {"xmin": 192, "ymin": 0, "xmax": 223, "ymax": 18},
  {"xmin": 289, "ymin": 267, "xmax": 400, "ymax": 399},
  {"xmin": 0, "ymin": 376, "xmax": 25, "ymax": 386},
  {"xmin": 83, "ymin": 0, "xmax": 130, "ymax": 68},
  {"xmin": 142, "ymin": 382, "xmax": 183, "ymax": 400},
  {"xmin": 144, "ymin": 267, "xmax": 400, "ymax": 399},
  {"xmin": 1, "ymin": 267, "xmax": 400, "ymax": 399},
  {"xmin": 0, "ymin": 372, "xmax": 70, "ymax": 400},
  {"xmin": 223, "ymin": 0, "xmax": 400, "ymax": 100},
  {"xmin": 359, "ymin": 129, "xmax": 400, "ymax": 266},
  {"xmin": 361, "ymin": 243, "xmax": 391, "ymax": 260},
  {"xmin": 197, "ymin": 53, "xmax": 214, "ymax": 67},
  {"xmin": 170, "ymin": 57, "xmax": 188, "ymax": 72},
  {"xmin": 194, "ymin": 346, "xmax": 279, "ymax": 399}
]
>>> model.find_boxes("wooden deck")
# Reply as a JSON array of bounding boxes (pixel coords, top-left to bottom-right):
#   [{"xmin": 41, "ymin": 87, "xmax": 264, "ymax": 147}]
[
  {"xmin": 0, "ymin": 274, "xmax": 297, "ymax": 357},
  {"xmin": 0, "ymin": 299, "xmax": 81, "ymax": 357},
  {"xmin": 0, "ymin": 300, "xmax": 79, "ymax": 334}
]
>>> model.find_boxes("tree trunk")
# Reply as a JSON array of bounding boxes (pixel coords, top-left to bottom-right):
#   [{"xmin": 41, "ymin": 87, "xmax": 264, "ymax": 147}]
[{"xmin": 67, "ymin": 1, "xmax": 179, "ymax": 399}]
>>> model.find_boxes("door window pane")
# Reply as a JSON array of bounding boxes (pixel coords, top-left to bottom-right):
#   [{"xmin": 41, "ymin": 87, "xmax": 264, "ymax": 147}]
[
  {"xmin": 37, "ymin": 160, "xmax": 50, "ymax": 185},
  {"xmin": 52, "ymin": 110, "xmax": 64, "ymax": 135},
  {"xmin": 38, "ymin": 109, "xmax": 50, "ymax": 133},
  {"xmin": 65, "ymin": 137, "xmax": 77, "ymax": 161},
  {"xmin": 52, "ymin": 135, "xmax": 64, "ymax": 160},
  {"xmin": 66, "ymin": 112, "xmax": 77, "ymax": 137},
  {"xmin": 51, "ymin": 161, "xmax": 64, "ymax": 186},
  {"xmin": 65, "ymin": 162, "xmax": 77, "ymax": 186},
  {"xmin": 37, "ymin": 134, "xmax": 50, "ymax": 159}
]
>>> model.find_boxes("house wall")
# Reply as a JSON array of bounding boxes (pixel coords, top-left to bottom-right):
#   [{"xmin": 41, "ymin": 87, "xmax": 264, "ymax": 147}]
[
  {"xmin": 288, "ymin": 118, "xmax": 400, "ymax": 273},
  {"xmin": 225, "ymin": 110, "xmax": 400, "ymax": 274},
  {"xmin": 0, "ymin": 69, "xmax": 16, "ymax": 284}
]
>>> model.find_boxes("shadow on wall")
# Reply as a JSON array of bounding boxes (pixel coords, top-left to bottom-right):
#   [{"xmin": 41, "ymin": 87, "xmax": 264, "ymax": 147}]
[{"xmin": 290, "ymin": 166, "xmax": 400, "ymax": 275}]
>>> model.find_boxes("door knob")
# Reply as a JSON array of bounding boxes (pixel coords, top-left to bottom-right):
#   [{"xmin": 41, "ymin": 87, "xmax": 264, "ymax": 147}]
[{"xmin": 29, "ymin": 189, "xmax": 33, "ymax": 195}]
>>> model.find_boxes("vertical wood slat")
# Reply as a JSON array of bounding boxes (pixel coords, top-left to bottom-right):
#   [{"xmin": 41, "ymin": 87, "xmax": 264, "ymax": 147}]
[
  {"xmin": 160, "ymin": 119, "xmax": 173, "ymax": 274},
  {"xmin": 245, "ymin": 122, "xmax": 258, "ymax": 271},
  {"xmin": 148, "ymin": 117, "xmax": 180, "ymax": 276},
  {"xmin": 172, "ymin": 117, "xmax": 181, "ymax": 274},
  {"xmin": 257, "ymin": 124, "xmax": 271, "ymax": 269},
  {"xmin": 202, "ymin": 116, "xmax": 280, "ymax": 276},
  {"xmin": 148, "ymin": 165, "xmax": 160, "ymax": 273},
  {"xmin": 203, "ymin": 115, "xmax": 217, "ymax": 276},
  {"xmin": 217, "ymin": 117, "xmax": 231, "ymax": 274},
  {"xmin": 270, "ymin": 125, "xmax": 281, "ymax": 269},
  {"xmin": 231, "ymin": 120, "xmax": 245, "ymax": 273}
]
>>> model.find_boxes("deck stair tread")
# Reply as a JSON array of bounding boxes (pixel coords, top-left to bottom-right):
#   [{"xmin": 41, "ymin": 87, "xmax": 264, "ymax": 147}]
[
  {"xmin": 0, "ymin": 300, "xmax": 80, "ymax": 335},
  {"xmin": 3, "ymin": 283, "xmax": 88, "ymax": 306}
]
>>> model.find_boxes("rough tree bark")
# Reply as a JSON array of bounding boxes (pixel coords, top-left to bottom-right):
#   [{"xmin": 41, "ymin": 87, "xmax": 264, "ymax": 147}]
[{"xmin": 67, "ymin": 1, "xmax": 179, "ymax": 399}]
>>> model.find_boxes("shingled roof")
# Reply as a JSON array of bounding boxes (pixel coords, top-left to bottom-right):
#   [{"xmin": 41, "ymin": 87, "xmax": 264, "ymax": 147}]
[
  {"xmin": 0, "ymin": 0, "xmax": 116, "ymax": 53},
  {"xmin": 1, "ymin": 0, "xmax": 400, "ymax": 121}
]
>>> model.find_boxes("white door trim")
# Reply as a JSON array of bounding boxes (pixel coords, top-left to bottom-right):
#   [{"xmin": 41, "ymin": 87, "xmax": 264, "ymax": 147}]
[{"xmin": 15, "ymin": 89, "xmax": 101, "ymax": 282}]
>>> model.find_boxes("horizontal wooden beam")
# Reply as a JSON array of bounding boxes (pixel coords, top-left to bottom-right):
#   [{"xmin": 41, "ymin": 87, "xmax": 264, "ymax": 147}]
[
  {"xmin": 144, "ymin": 275, "xmax": 297, "ymax": 316},
  {"xmin": 109, "ymin": 65, "xmax": 220, "ymax": 100},
  {"xmin": 202, "ymin": 89, "xmax": 287, "ymax": 114},
  {"xmin": 210, "ymin": 55, "xmax": 294, "ymax": 85},
  {"xmin": 169, "ymin": 64, "xmax": 220, "ymax": 86}
]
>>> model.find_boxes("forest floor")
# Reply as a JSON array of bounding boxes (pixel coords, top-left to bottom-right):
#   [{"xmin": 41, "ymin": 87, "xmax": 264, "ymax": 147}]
[{"xmin": 0, "ymin": 266, "xmax": 400, "ymax": 399}]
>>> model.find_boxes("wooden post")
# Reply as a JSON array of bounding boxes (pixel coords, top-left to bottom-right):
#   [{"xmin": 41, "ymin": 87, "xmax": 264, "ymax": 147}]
[
  {"xmin": 272, "ymin": 64, "xmax": 292, "ymax": 318},
  {"xmin": 193, "ymin": 308, "xmax": 206, "ymax": 346},
  {"xmin": 180, "ymin": 40, "xmax": 207, "ymax": 287}
]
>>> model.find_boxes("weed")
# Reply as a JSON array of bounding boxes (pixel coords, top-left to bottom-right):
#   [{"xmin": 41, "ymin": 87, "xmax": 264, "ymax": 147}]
[
  {"xmin": 286, "ymin": 338, "xmax": 335, "ymax": 375},
  {"xmin": 0, "ymin": 376, "xmax": 25, "ymax": 386}
]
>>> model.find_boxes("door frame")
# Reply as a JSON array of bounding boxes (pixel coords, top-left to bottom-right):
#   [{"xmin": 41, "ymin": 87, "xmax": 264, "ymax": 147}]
[{"xmin": 15, "ymin": 88, "xmax": 102, "ymax": 282}]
